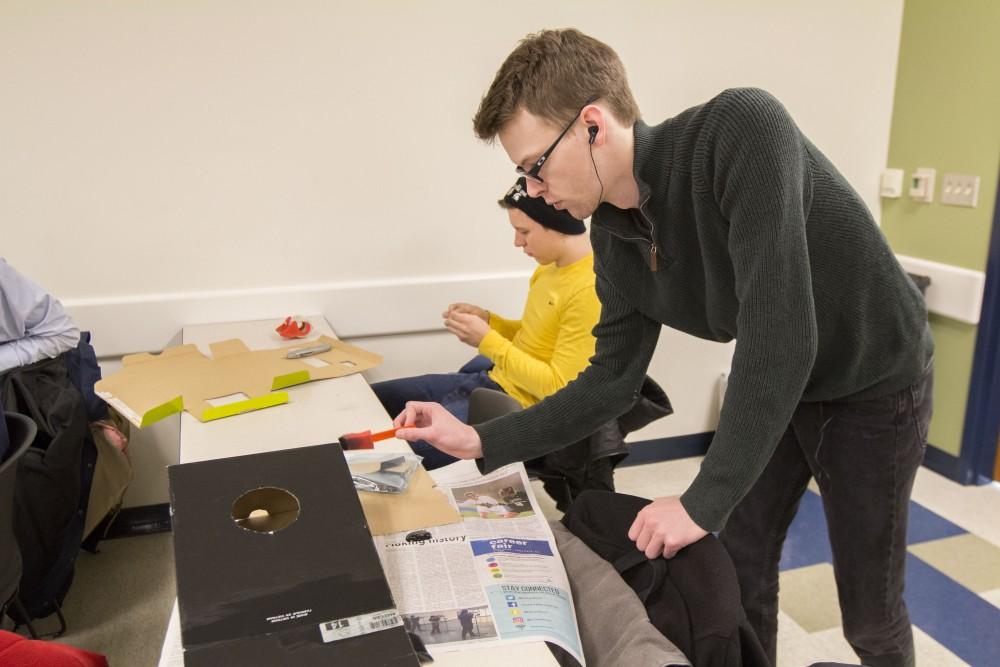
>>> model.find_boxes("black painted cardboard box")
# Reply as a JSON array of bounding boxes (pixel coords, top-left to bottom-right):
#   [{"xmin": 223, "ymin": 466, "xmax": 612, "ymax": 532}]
[{"xmin": 168, "ymin": 443, "xmax": 419, "ymax": 666}]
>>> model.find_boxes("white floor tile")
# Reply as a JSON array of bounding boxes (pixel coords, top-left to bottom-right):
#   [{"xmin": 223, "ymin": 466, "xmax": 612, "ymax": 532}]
[
  {"xmin": 910, "ymin": 471, "xmax": 1000, "ymax": 547},
  {"xmin": 982, "ymin": 587, "xmax": 1000, "ymax": 610},
  {"xmin": 776, "ymin": 611, "xmax": 857, "ymax": 666},
  {"xmin": 615, "ymin": 456, "xmax": 703, "ymax": 499}
]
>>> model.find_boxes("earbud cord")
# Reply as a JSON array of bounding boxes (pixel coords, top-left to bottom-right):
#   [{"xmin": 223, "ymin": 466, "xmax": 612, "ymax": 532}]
[{"xmin": 588, "ymin": 140, "xmax": 604, "ymax": 215}]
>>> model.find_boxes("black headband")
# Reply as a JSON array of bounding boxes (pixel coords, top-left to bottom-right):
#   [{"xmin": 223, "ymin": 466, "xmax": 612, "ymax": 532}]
[{"xmin": 502, "ymin": 178, "xmax": 586, "ymax": 235}]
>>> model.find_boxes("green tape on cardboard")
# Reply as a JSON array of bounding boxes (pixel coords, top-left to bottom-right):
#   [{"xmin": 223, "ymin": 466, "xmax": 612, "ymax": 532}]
[
  {"xmin": 140, "ymin": 396, "xmax": 185, "ymax": 428},
  {"xmin": 272, "ymin": 370, "xmax": 311, "ymax": 390},
  {"xmin": 201, "ymin": 392, "xmax": 289, "ymax": 422}
]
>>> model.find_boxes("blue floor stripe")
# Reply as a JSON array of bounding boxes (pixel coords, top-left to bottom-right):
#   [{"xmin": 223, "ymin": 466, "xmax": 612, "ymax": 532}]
[
  {"xmin": 618, "ymin": 432, "xmax": 712, "ymax": 467},
  {"xmin": 778, "ymin": 491, "xmax": 967, "ymax": 571},
  {"xmin": 906, "ymin": 500, "xmax": 968, "ymax": 545},
  {"xmin": 904, "ymin": 553, "xmax": 1000, "ymax": 665},
  {"xmin": 779, "ymin": 490, "xmax": 831, "ymax": 570}
]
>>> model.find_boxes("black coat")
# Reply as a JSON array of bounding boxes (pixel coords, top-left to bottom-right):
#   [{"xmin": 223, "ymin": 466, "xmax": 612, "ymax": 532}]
[
  {"xmin": 1, "ymin": 352, "xmax": 94, "ymax": 619},
  {"xmin": 528, "ymin": 375, "xmax": 672, "ymax": 511},
  {"xmin": 562, "ymin": 490, "xmax": 770, "ymax": 667}
]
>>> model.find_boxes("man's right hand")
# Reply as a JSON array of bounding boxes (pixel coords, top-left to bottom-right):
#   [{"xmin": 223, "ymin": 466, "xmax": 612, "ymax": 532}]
[
  {"xmin": 628, "ymin": 496, "xmax": 708, "ymax": 559},
  {"xmin": 442, "ymin": 303, "xmax": 489, "ymax": 323},
  {"xmin": 394, "ymin": 401, "xmax": 484, "ymax": 460}
]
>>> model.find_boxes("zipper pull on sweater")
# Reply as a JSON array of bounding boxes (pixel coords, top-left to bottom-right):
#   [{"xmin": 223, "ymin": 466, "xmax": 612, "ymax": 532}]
[{"xmin": 633, "ymin": 204, "xmax": 660, "ymax": 272}]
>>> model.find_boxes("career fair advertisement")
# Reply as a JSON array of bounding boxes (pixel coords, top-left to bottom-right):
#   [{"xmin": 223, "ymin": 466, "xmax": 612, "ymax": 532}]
[{"xmin": 374, "ymin": 461, "xmax": 585, "ymax": 665}]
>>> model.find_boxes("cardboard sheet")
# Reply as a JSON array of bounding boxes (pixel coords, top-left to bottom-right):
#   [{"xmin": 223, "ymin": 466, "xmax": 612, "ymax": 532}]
[
  {"xmin": 95, "ymin": 335, "xmax": 382, "ymax": 427},
  {"xmin": 352, "ymin": 465, "xmax": 461, "ymax": 536}
]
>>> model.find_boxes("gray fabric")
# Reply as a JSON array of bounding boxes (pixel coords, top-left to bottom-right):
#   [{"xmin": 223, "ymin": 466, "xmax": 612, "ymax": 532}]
[
  {"xmin": 551, "ymin": 520, "xmax": 690, "ymax": 667},
  {"xmin": 0, "ymin": 258, "xmax": 80, "ymax": 373}
]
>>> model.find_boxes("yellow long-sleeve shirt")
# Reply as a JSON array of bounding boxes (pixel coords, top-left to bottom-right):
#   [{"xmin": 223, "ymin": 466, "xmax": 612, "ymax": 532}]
[{"xmin": 479, "ymin": 253, "xmax": 600, "ymax": 408}]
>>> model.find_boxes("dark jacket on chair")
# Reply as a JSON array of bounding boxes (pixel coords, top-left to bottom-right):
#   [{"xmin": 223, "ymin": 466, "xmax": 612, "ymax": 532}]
[
  {"xmin": 1, "ymin": 353, "xmax": 92, "ymax": 620},
  {"xmin": 562, "ymin": 490, "xmax": 769, "ymax": 667},
  {"xmin": 529, "ymin": 376, "xmax": 672, "ymax": 511}
]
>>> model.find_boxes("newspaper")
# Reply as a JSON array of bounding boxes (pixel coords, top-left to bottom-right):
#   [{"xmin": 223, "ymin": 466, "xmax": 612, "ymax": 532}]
[{"xmin": 373, "ymin": 460, "xmax": 585, "ymax": 665}]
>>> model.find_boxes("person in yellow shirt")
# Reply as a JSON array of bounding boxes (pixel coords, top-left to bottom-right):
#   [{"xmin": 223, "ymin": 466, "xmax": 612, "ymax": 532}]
[{"xmin": 371, "ymin": 177, "xmax": 600, "ymax": 469}]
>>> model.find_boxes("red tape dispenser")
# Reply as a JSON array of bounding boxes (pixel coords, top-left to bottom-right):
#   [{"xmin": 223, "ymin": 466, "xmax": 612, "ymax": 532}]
[{"xmin": 275, "ymin": 316, "xmax": 312, "ymax": 339}]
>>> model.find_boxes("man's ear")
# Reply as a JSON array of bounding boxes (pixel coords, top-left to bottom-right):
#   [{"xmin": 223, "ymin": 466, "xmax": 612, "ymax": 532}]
[{"xmin": 581, "ymin": 103, "xmax": 605, "ymax": 146}]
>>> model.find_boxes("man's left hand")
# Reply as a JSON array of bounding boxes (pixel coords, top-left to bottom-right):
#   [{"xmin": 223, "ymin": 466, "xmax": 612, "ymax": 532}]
[
  {"xmin": 628, "ymin": 496, "xmax": 708, "ymax": 559},
  {"xmin": 445, "ymin": 311, "xmax": 490, "ymax": 347}
]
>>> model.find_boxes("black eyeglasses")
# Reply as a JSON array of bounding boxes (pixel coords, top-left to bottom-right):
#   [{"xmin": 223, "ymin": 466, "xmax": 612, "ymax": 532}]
[{"xmin": 516, "ymin": 96, "xmax": 598, "ymax": 183}]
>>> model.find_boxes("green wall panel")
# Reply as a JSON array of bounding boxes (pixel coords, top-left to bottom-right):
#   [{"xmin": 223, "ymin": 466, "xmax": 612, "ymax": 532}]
[{"xmin": 882, "ymin": 0, "xmax": 1000, "ymax": 456}]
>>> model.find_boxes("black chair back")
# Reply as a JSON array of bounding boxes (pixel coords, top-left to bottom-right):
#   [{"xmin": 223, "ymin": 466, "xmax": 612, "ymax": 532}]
[
  {"xmin": 1, "ymin": 412, "xmax": 37, "ymax": 608},
  {"xmin": 467, "ymin": 388, "xmax": 522, "ymax": 425}
]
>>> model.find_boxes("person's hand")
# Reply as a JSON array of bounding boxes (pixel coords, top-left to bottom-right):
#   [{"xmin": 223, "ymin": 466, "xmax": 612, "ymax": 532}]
[
  {"xmin": 394, "ymin": 401, "xmax": 484, "ymax": 459},
  {"xmin": 442, "ymin": 302, "xmax": 490, "ymax": 323},
  {"xmin": 444, "ymin": 311, "xmax": 490, "ymax": 347},
  {"xmin": 628, "ymin": 496, "xmax": 708, "ymax": 559}
]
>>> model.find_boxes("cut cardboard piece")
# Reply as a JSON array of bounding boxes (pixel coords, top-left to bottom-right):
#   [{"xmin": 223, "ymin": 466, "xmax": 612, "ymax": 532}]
[
  {"xmin": 95, "ymin": 335, "xmax": 382, "ymax": 427},
  {"xmin": 168, "ymin": 443, "xmax": 420, "ymax": 666},
  {"xmin": 351, "ymin": 464, "xmax": 461, "ymax": 535}
]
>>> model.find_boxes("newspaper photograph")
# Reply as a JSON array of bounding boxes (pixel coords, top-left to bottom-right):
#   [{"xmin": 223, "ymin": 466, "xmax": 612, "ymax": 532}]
[{"xmin": 373, "ymin": 460, "xmax": 585, "ymax": 665}]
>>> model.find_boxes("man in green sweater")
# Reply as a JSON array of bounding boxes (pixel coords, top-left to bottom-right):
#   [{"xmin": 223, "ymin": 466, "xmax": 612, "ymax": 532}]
[{"xmin": 395, "ymin": 29, "xmax": 932, "ymax": 667}]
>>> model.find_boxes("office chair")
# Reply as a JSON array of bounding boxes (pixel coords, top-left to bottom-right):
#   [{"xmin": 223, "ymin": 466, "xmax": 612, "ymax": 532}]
[
  {"xmin": 466, "ymin": 388, "xmax": 574, "ymax": 506},
  {"xmin": 0, "ymin": 412, "xmax": 40, "ymax": 639},
  {"xmin": 467, "ymin": 387, "xmax": 522, "ymax": 425}
]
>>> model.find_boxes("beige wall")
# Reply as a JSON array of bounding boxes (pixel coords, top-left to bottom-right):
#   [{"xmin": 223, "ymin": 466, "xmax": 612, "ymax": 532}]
[{"xmin": 0, "ymin": 1, "xmax": 905, "ymax": 506}]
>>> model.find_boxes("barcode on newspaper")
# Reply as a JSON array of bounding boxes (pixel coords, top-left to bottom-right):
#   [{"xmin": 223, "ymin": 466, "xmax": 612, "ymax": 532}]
[
  {"xmin": 370, "ymin": 613, "xmax": 399, "ymax": 630},
  {"xmin": 319, "ymin": 609, "xmax": 402, "ymax": 643}
]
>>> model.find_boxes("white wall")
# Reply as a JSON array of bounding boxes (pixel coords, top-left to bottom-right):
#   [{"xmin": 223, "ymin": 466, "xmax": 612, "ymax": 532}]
[{"xmin": 0, "ymin": 1, "xmax": 904, "ymax": 507}]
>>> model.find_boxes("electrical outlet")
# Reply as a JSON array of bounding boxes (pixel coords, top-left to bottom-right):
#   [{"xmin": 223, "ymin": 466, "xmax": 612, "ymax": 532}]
[
  {"xmin": 941, "ymin": 173, "xmax": 980, "ymax": 207},
  {"xmin": 909, "ymin": 168, "xmax": 936, "ymax": 203}
]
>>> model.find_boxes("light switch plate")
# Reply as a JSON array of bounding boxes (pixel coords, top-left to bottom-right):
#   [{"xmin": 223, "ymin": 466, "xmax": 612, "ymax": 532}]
[{"xmin": 941, "ymin": 173, "xmax": 980, "ymax": 207}]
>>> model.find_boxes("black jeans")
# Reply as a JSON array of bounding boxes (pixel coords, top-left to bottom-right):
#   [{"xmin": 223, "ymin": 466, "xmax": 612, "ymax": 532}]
[{"xmin": 720, "ymin": 365, "xmax": 933, "ymax": 667}]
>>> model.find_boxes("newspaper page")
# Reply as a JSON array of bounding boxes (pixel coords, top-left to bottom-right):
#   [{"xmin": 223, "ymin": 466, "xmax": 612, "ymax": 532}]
[{"xmin": 373, "ymin": 460, "xmax": 585, "ymax": 665}]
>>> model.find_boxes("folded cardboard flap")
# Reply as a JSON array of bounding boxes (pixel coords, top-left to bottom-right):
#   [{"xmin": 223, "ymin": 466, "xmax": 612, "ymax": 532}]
[{"xmin": 95, "ymin": 335, "xmax": 382, "ymax": 427}]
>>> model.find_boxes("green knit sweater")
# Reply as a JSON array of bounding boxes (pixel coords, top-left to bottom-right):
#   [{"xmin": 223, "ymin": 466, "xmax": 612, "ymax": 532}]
[{"xmin": 475, "ymin": 88, "xmax": 933, "ymax": 532}]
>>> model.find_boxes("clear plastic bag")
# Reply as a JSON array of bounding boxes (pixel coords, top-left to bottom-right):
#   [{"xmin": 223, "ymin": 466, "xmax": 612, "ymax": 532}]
[{"xmin": 344, "ymin": 451, "xmax": 422, "ymax": 494}]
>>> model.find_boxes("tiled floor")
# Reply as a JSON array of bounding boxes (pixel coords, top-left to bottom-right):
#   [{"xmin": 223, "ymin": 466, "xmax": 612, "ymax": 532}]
[{"xmin": 533, "ymin": 457, "xmax": 1000, "ymax": 667}]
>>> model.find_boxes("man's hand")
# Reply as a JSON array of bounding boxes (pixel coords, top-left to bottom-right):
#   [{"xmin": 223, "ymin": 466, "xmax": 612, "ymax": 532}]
[
  {"xmin": 628, "ymin": 496, "xmax": 708, "ymax": 559},
  {"xmin": 442, "ymin": 302, "xmax": 489, "ymax": 323},
  {"xmin": 393, "ymin": 401, "xmax": 484, "ymax": 459},
  {"xmin": 444, "ymin": 311, "xmax": 490, "ymax": 347}
]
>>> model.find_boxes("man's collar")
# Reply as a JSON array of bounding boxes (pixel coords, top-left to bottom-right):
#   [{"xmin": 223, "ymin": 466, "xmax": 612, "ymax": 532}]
[
  {"xmin": 590, "ymin": 117, "xmax": 675, "ymax": 235},
  {"xmin": 631, "ymin": 118, "xmax": 675, "ymax": 208}
]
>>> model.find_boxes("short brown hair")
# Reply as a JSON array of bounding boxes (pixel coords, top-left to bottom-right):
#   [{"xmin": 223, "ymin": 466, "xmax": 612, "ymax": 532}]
[{"xmin": 473, "ymin": 28, "xmax": 640, "ymax": 141}]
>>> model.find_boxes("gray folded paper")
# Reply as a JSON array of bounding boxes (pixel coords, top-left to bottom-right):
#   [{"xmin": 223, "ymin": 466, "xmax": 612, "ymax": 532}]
[{"xmin": 347, "ymin": 452, "xmax": 422, "ymax": 494}]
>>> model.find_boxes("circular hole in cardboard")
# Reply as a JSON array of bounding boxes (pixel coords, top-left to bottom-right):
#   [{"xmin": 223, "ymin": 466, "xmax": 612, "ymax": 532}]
[{"xmin": 231, "ymin": 486, "xmax": 300, "ymax": 534}]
